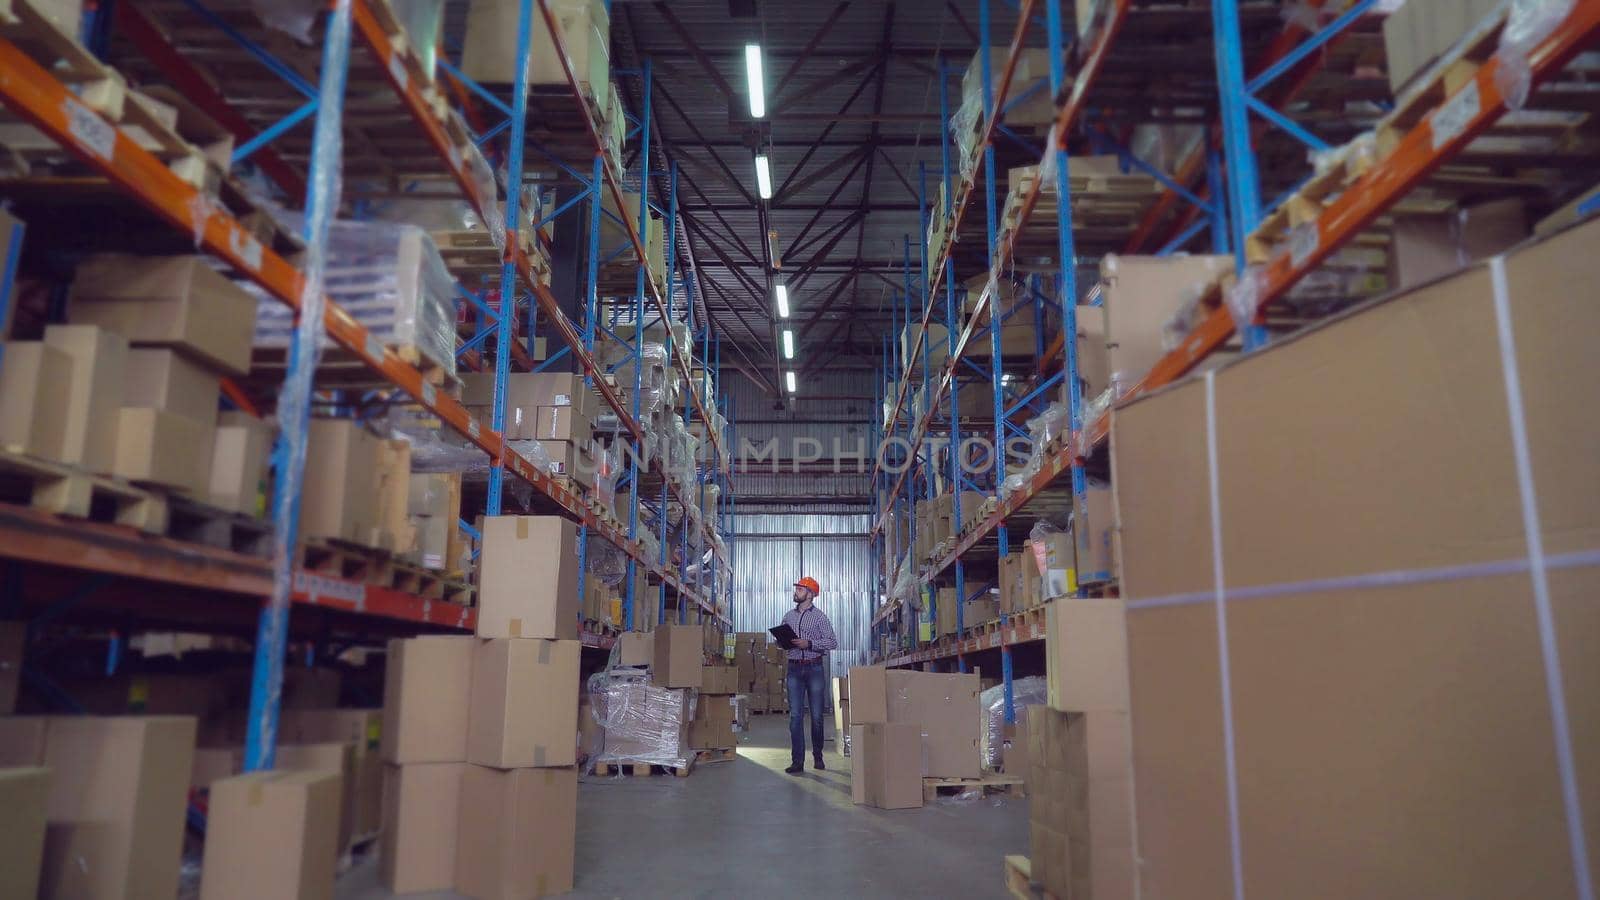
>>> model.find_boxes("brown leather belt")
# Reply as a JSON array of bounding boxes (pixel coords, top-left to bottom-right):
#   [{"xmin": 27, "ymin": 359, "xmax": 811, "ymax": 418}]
[{"xmin": 788, "ymin": 657, "xmax": 822, "ymax": 666}]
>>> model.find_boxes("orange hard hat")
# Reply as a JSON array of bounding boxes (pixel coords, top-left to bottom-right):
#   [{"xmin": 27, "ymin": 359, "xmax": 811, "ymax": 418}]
[{"xmin": 794, "ymin": 576, "xmax": 820, "ymax": 595}]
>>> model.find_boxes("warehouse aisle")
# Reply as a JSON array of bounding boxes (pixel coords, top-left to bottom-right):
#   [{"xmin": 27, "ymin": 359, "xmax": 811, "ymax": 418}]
[{"xmin": 339, "ymin": 715, "xmax": 1027, "ymax": 899}]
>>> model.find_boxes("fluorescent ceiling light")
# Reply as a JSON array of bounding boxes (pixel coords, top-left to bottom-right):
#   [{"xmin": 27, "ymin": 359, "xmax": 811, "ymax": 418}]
[
  {"xmin": 782, "ymin": 329, "xmax": 795, "ymax": 359},
  {"xmin": 745, "ymin": 44, "xmax": 766, "ymax": 118},
  {"xmin": 754, "ymin": 154, "xmax": 773, "ymax": 200},
  {"xmin": 785, "ymin": 370, "xmax": 797, "ymax": 393},
  {"xmin": 774, "ymin": 283, "xmax": 789, "ymax": 317}
]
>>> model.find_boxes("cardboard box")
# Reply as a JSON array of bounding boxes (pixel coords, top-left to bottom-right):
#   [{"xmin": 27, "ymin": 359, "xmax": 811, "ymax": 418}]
[
  {"xmin": 0, "ymin": 715, "xmax": 48, "ymax": 766},
  {"xmin": 190, "ymin": 746, "xmax": 240, "ymax": 790},
  {"xmin": 276, "ymin": 741, "xmax": 356, "ymax": 853},
  {"xmin": 1074, "ymin": 483, "xmax": 1116, "ymax": 584},
  {"xmin": 113, "ymin": 407, "xmax": 215, "ymax": 495},
  {"xmin": 277, "ymin": 709, "xmax": 382, "ymax": 837},
  {"xmin": 1045, "ymin": 599, "xmax": 1128, "ymax": 712},
  {"xmin": 282, "ymin": 665, "xmax": 342, "ymax": 710},
  {"xmin": 122, "ymin": 348, "xmax": 217, "ymax": 423},
  {"xmin": 849, "ymin": 723, "xmax": 923, "ymax": 809},
  {"xmin": 68, "ymin": 254, "xmax": 257, "ymax": 375},
  {"xmin": 208, "ymin": 416, "xmax": 272, "ymax": 516},
  {"xmin": 847, "ymin": 667, "xmax": 981, "ymax": 778},
  {"xmin": 0, "ymin": 621, "xmax": 22, "ymax": 714},
  {"xmin": 1534, "ymin": 178, "xmax": 1600, "ymax": 237},
  {"xmin": 1111, "ymin": 217, "xmax": 1600, "ymax": 898},
  {"xmin": 1076, "ymin": 304, "xmax": 1110, "ymax": 399},
  {"xmin": 381, "ymin": 636, "xmax": 474, "ymax": 764},
  {"xmin": 1027, "ymin": 706, "xmax": 1135, "ymax": 900},
  {"xmin": 0, "ymin": 342, "xmax": 71, "ymax": 460},
  {"xmin": 652, "ymin": 623, "xmax": 703, "ymax": 689},
  {"xmin": 468, "ymin": 639, "xmax": 579, "ymax": 768},
  {"xmin": 300, "ymin": 418, "xmax": 380, "ymax": 546},
  {"xmin": 1382, "ymin": 0, "xmax": 1501, "ymax": 93},
  {"xmin": 200, "ymin": 770, "xmax": 343, "ymax": 900},
  {"xmin": 460, "ymin": 371, "xmax": 597, "ymax": 431},
  {"xmin": 463, "ymin": 0, "xmax": 609, "ymax": 103},
  {"xmin": 35, "ymin": 715, "xmax": 196, "ymax": 900},
  {"xmin": 43, "ymin": 324, "xmax": 125, "ymax": 472},
  {"xmin": 380, "ymin": 762, "xmax": 466, "ymax": 894},
  {"xmin": 414, "ymin": 516, "xmax": 452, "ymax": 570},
  {"xmin": 454, "ymin": 765, "xmax": 577, "ymax": 900},
  {"xmin": 1389, "ymin": 198, "xmax": 1528, "ymax": 292},
  {"xmin": 1099, "ymin": 254, "xmax": 1232, "ymax": 396},
  {"xmin": 688, "ymin": 694, "xmax": 736, "ymax": 750},
  {"xmin": 535, "ymin": 404, "xmax": 592, "ymax": 441},
  {"xmin": 1030, "ymin": 531, "xmax": 1077, "ymax": 601},
  {"xmin": 700, "ymin": 665, "xmax": 738, "ymax": 695},
  {"xmin": 0, "ymin": 766, "xmax": 49, "ymax": 900},
  {"xmin": 476, "ymin": 516, "xmax": 579, "ymax": 639},
  {"xmin": 616, "ymin": 629, "xmax": 652, "ymax": 667}
]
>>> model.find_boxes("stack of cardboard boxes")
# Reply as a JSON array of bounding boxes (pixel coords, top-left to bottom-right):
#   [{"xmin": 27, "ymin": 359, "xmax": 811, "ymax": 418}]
[
  {"xmin": 382, "ymin": 514, "xmax": 581, "ymax": 897},
  {"xmin": 1026, "ymin": 600, "xmax": 1135, "ymax": 899},
  {"xmin": 464, "ymin": 0, "xmax": 611, "ymax": 124},
  {"xmin": 300, "ymin": 418, "xmax": 418, "ymax": 553},
  {"xmin": 913, "ymin": 490, "xmax": 989, "ymax": 564},
  {"xmin": 406, "ymin": 472, "xmax": 467, "ymax": 573},
  {"xmin": 757, "ymin": 644, "xmax": 788, "ymax": 714},
  {"xmin": 0, "ymin": 714, "xmax": 198, "ymax": 899},
  {"xmin": 0, "ymin": 252, "xmax": 271, "ymax": 518},
  {"xmin": 461, "ymin": 371, "xmax": 601, "ymax": 489},
  {"xmin": 847, "ymin": 667, "xmax": 982, "ymax": 809},
  {"xmin": 689, "ymin": 664, "xmax": 738, "ymax": 753},
  {"xmin": 581, "ymin": 573, "xmax": 622, "ymax": 629},
  {"xmin": 933, "ymin": 585, "xmax": 1000, "ymax": 637}
]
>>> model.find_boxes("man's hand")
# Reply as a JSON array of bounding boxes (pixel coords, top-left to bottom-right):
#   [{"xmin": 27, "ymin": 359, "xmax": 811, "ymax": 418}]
[{"xmin": 792, "ymin": 638, "xmax": 811, "ymax": 649}]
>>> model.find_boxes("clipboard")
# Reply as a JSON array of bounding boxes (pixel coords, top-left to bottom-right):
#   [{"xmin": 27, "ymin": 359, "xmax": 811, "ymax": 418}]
[{"xmin": 769, "ymin": 623, "xmax": 799, "ymax": 649}]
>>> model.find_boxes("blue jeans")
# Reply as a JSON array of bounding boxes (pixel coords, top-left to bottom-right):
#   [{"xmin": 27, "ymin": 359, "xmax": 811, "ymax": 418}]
[{"xmin": 786, "ymin": 660, "xmax": 827, "ymax": 764}]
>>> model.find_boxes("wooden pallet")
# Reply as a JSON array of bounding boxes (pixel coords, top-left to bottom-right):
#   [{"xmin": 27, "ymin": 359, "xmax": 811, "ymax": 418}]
[
  {"xmin": 388, "ymin": 559, "xmax": 447, "ymax": 600},
  {"xmin": 693, "ymin": 747, "xmax": 737, "ymax": 765},
  {"xmin": 250, "ymin": 341, "xmax": 460, "ymax": 390},
  {"xmin": 441, "ymin": 579, "xmax": 475, "ymax": 607},
  {"xmin": 298, "ymin": 538, "xmax": 393, "ymax": 584},
  {"xmin": 926, "ymin": 773, "xmax": 1025, "ymax": 803},
  {"xmin": 165, "ymin": 495, "xmax": 272, "ymax": 557},
  {"xmin": 594, "ymin": 759, "xmax": 692, "ymax": 778},
  {"xmin": 1003, "ymin": 855, "xmax": 1060, "ymax": 900},
  {"xmin": 0, "ymin": 0, "xmax": 126, "ymax": 117},
  {"xmin": 0, "ymin": 448, "xmax": 167, "ymax": 533}
]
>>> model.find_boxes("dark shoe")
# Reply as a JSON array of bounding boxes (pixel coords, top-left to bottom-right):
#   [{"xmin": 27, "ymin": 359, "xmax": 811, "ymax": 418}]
[
  {"xmin": 785, "ymin": 763, "xmax": 804, "ymax": 775},
  {"xmin": 812, "ymin": 757, "xmax": 826, "ymax": 770}
]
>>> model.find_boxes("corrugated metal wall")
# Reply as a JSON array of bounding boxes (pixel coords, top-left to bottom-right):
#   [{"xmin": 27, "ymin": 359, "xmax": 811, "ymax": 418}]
[{"xmin": 731, "ymin": 514, "xmax": 874, "ymax": 671}]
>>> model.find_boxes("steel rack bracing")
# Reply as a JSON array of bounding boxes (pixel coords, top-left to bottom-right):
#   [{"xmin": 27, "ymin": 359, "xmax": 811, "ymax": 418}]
[
  {"xmin": 871, "ymin": 0, "xmax": 1600, "ymax": 671},
  {"xmin": 0, "ymin": 10, "xmax": 707, "ymax": 629}
]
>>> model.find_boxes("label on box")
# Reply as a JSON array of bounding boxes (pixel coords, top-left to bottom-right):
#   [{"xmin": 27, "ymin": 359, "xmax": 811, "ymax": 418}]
[
  {"xmin": 230, "ymin": 227, "xmax": 263, "ymax": 271},
  {"xmin": 1432, "ymin": 80, "xmax": 1479, "ymax": 150},
  {"xmin": 65, "ymin": 97, "xmax": 115, "ymax": 160},
  {"xmin": 364, "ymin": 332, "xmax": 384, "ymax": 361}
]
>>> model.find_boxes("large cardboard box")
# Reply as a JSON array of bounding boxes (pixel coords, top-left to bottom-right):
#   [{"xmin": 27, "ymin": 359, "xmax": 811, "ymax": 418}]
[
  {"xmin": 407, "ymin": 472, "xmax": 459, "ymax": 519},
  {"xmin": 462, "ymin": 0, "xmax": 610, "ymax": 104},
  {"xmin": 1045, "ymin": 599, "xmax": 1129, "ymax": 712},
  {"xmin": 687, "ymin": 694, "xmax": 735, "ymax": 750},
  {"xmin": 468, "ymin": 638, "xmax": 580, "ymax": 768},
  {"xmin": 0, "ymin": 766, "xmax": 49, "ymax": 900},
  {"xmin": 1029, "ymin": 530, "xmax": 1076, "ymax": 601},
  {"xmin": 1026, "ymin": 706, "xmax": 1136, "ymax": 900},
  {"xmin": 849, "ymin": 723, "xmax": 923, "ymax": 809},
  {"xmin": 276, "ymin": 741, "xmax": 356, "ymax": 853},
  {"xmin": 460, "ymin": 371, "xmax": 597, "ymax": 434},
  {"xmin": 43, "ymin": 324, "xmax": 125, "ymax": 472},
  {"xmin": 122, "ymin": 347, "xmax": 217, "ymax": 423},
  {"xmin": 35, "ymin": 715, "xmax": 196, "ymax": 900},
  {"xmin": 616, "ymin": 629, "xmax": 653, "ymax": 667},
  {"xmin": 1382, "ymin": 0, "xmax": 1501, "ymax": 93},
  {"xmin": 476, "ymin": 516, "xmax": 579, "ymax": 639},
  {"xmin": 300, "ymin": 418, "xmax": 380, "ymax": 546},
  {"xmin": 1075, "ymin": 304, "xmax": 1110, "ymax": 400},
  {"xmin": 372, "ymin": 438, "xmax": 413, "ymax": 553},
  {"xmin": 1111, "ymin": 217, "xmax": 1600, "ymax": 898},
  {"xmin": 113, "ymin": 407, "xmax": 215, "ymax": 495},
  {"xmin": 208, "ymin": 415, "xmax": 272, "ymax": 516},
  {"xmin": 1073, "ymin": 483, "xmax": 1117, "ymax": 584},
  {"xmin": 1389, "ymin": 197, "xmax": 1527, "ymax": 292},
  {"xmin": 455, "ymin": 765, "xmax": 577, "ymax": 900},
  {"xmin": 278, "ymin": 708, "xmax": 383, "ymax": 838},
  {"xmin": 733, "ymin": 632, "xmax": 764, "ymax": 687},
  {"xmin": 380, "ymin": 762, "xmax": 466, "ymax": 894},
  {"xmin": 652, "ymin": 623, "xmax": 703, "ymax": 689},
  {"xmin": 0, "ymin": 342, "xmax": 71, "ymax": 460},
  {"xmin": 535, "ymin": 404, "xmax": 592, "ymax": 441},
  {"xmin": 1099, "ymin": 254, "xmax": 1232, "ymax": 396},
  {"xmin": 381, "ymin": 636, "xmax": 474, "ymax": 764},
  {"xmin": 701, "ymin": 665, "xmax": 738, "ymax": 695},
  {"xmin": 847, "ymin": 667, "xmax": 981, "ymax": 778},
  {"xmin": 200, "ymin": 771, "xmax": 343, "ymax": 900},
  {"xmin": 68, "ymin": 254, "xmax": 257, "ymax": 375}
]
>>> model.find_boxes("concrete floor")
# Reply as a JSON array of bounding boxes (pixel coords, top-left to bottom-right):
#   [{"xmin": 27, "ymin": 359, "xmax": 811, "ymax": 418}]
[{"xmin": 340, "ymin": 713, "xmax": 1028, "ymax": 899}]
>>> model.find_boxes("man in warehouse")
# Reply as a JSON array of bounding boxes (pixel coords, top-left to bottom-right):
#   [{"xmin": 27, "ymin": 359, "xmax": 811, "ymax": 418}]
[{"xmin": 783, "ymin": 576, "xmax": 838, "ymax": 775}]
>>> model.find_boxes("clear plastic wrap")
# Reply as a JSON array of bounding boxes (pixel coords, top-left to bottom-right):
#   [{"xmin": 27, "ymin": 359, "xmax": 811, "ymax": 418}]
[
  {"xmin": 1074, "ymin": 387, "xmax": 1114, "ymax": 458},
  {"xmin": 587, "ymin": 669, "xmax": 694, "ymax": 771},
  {"xmin": 587, "ymin": 535, "xmax": 629, "ymax": 587},
  {"xmin": 980, "ymin": 676, "xmax": 1047, "ymax": 769},
  {"xmin": 463, "ymin": 137, "xmax": 505, "ymax": 249},
  {"xmin": 392, "ymin": 0, "xmax": 444, "ymax": 81},
  {"xmin": 605, "ymin": 341, "xmax": 668, "ymax": 421},
  {"xmin": 1309, "ymin": 131, "xmax": 1377, "ymax": 179},
  {"xmin": 252, "ymin": 220, "xmax": 458, "ymax": 376},
  {"xmin": 1225, "ymin": 264, "xmax": 1267, "ymax": 334},
  {"xmin": 592, "ymin": 443, "xmax": 621, "ymax": 512},
  {"xmin": 252, "ymin": 0, "xmax": 321, "ymax": 42},
  {"xmin": 1497, "ymin": 0, "xmax": 1574, "ymax": 110},
  {"xmin": 376, "ymin": 407, "xmax": 485, "ymax": 473}
]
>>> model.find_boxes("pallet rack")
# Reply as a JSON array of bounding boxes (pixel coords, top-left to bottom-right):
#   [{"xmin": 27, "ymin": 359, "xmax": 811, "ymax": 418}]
[
  {"xmin": 866, "ymin": 0, "xmax": 1600, "ymax": 722},
  {"xmin": 0, "ymin": 0, "xmax": 737, "ymax": 767}
]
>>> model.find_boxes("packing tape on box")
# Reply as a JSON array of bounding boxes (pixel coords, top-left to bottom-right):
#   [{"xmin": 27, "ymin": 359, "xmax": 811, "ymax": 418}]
[
  {"xmin": 516, "ymin": 518, "xmax": 529, "ymax": 539},
  {"xmin": 510, "ymin": 618, "xmax": 522, "ymax": 638},
  {"xmin": 534, "ymin": 745, "xmax": 546, "ymax": 767}
]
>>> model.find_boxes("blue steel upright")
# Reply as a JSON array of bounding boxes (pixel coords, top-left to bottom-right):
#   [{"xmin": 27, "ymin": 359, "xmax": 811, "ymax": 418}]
[
  {"xmin": 1212, "ymin": 0, "xmax": 1269, "ymax": 350},
  {"xmin": 245, "ymin": 0, "xmax": 352, "ymax": 772}
]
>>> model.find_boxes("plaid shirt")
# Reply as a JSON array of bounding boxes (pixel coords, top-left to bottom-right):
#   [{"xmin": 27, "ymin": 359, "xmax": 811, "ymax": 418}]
[{"xmin": 783, "ymin": 603, "xmax": 838, "ymax": 661}]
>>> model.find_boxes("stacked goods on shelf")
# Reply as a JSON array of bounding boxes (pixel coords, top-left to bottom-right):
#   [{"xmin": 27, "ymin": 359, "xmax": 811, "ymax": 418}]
[
  {"xmin": 952, "ymin": 47, "xmax": 1056, "ymax": 171},
  {"xmin": 581, "ymin": 573, "xmax": 622, "ymax": 628},
  {"xmin": 732, "ymin": 631, "xmax": 764, "ymax": 695},
  {"xmin": 689, "ymin": 665, "xmax": 738, "ymax": 752},
  {"xmin": 960, "ymin": 273, "xmax": 1041, "ymax": 359},
  {"xmin": 933, "ymin": 585, "xmax": 1000, "ymax": 637},
  {"xmin": 463, "ymin": 0, "xmax": 611, "ymax": 103},
  {"xmin": 0, "ymin": 715, "xmax": 197, "ymax": 898},
  {"xmin": 998, "ymin": 549, "xmax": 1043, "ymax": 615},
  {"xmin": 980, "ymin": 676, "xmax": 1047, "ymax": 776},
  {"xmin": 1381, "ymin": 0, "xmax": 1501, "ymax": 94},
  {"xmin": 381, "ymin": 515, "xmax": 581, "ymax": 896},
  {"xmin": 461, "ymin": 371, "xmax": 601, "ymax": 488},
  {"xmin": 847, "ymin": 667, "xmax": 981, "ymax": 780},
  {"xmin": 252, "ymin": 222, "xmax": 459, "ymax": 378},
  {"xmin": 598, "ymin": 191, "xmax": 668, "ymax": 289},
  {"xmin": 1389, "ymin": 197, "xmax": 1527, "ymax": 292},
  {"xmin": 761, "ymin": 644, "xmax": 789, "ymax": 714},
  {"xmin": 302, "ymin": 419, "xmax": 416, "ymax": 552},
  {"xmin": 1111, "ymin": 218, "xmax": 1600, "ymax": 895},
  {"xmin": 1026, "ymin": 600, "xmax": 1135, "ymax": 899},
  {"xmin": 407, "ymin": 473, "xmax": 464, "ymax": 572}
]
